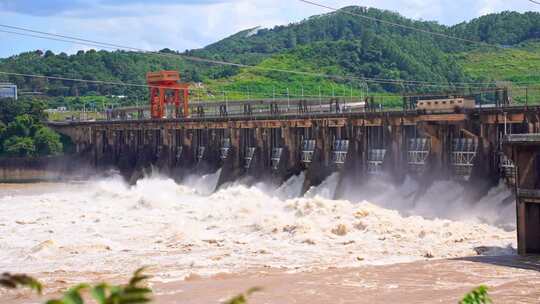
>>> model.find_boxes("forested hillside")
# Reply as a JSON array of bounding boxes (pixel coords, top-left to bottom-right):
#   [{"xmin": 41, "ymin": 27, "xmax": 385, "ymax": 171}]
[
  {"xmin": 0, "ymin": 6, "xmax": 539, "ymax": 109},
  {"xmin": 192, "ymin": 8, "xmax": 540, "ymax": 61},
  {"xmin": 0, "ymin": 50, "xmax": 193, "ymax": 107}
]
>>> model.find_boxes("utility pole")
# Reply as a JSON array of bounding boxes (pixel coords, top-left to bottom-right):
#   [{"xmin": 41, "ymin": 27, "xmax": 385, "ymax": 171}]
[
  {"xmin": 350, "ymin": 84, "xmax": 353, "ymax": 111},
  {"xmin": 287, "ymin": 87, "xmax": 290, "ymax": 112},
  {"xmin": 319, "ymin": 86, "xmax": 322, "ymax": 112},
  {"xmin": 526, "ymin": 87, "xmax": 529, "ymax": 108}
]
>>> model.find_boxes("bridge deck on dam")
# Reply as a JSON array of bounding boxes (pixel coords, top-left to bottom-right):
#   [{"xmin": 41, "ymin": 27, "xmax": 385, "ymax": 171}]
[{"xmin": 50, "ymin": 104, "xmax": 540, "ymax": 128}]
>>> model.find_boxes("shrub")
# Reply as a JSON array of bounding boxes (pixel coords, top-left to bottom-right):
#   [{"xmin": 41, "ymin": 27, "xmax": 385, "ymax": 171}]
[
  {"xmin": 3, "ymin": 136, "xmax": 36, "ymax": 157},
  {"xmin": 460, "ymin": 285, "xmax": 492, "ymax": 304},
  {"xmin": 34, "ymin": 127, "xmax": 63, "ymax": 156}
]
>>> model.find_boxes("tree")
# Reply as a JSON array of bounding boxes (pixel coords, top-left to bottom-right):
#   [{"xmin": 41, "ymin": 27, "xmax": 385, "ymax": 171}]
[
  {"xmin": 0, "ymin": 120, "xmax": 6, "ymax": 154},
  {"xmin": 26, "ymin": 99, "xmax": 48, "ymax": 121},
  {"xmin": 34, "ymin": 127, "xmax": 63, "ymax": 156},
  {"xmin": 0, "ymin": 120, "xmax": 6, "ymax": 140},
  {"xmin": 0, "ymin": 98, "xmax": 26, "ymax": 123},
  {"xmin": 286, "ymin": 31, "xmax": 297, "ymax": 49},
  {"xmin": 0, "ymin": 98, "xmax": 64, "ymax": 157},
  {"xmin": 3, "ymin": 136, "xmax": 36, "ymax": 157},
  {"xmin": 6, "ymin": 114, "xmax": 35, "ymax": 138}
]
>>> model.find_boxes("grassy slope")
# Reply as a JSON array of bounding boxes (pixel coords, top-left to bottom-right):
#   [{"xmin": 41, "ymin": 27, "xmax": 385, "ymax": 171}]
[
  {"xmin": 207, "ymin": 54, "xmax": 360, "ymax": 98},
  {"xmin": 458, "ymin": 42, "xmax": 540, "ymax": 103},
  {"xmin": 204, "ymin": 52, "xmax": 404, "ymax": 107},
  {"xmin": 207, "ymin": 41, "xmax": 540, "ymax": 106}
]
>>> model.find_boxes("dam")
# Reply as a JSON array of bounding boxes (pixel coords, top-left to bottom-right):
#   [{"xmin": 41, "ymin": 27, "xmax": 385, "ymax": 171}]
[
  {"xmin": 49, "ymin": 101, "xmax": 540, "ymax": 253},
  {"xmin": 48, "ymin": 72, "xmax": 540, "ymax": 255}
]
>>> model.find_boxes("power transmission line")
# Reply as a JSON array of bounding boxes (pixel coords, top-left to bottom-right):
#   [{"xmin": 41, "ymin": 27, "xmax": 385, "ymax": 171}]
[
  {"xmin": 0, "ymin": 29, "xmax": 113, "ymax": 50},
  {"xmin": 0, "ymin": 71, "xmax": 282, "ymax": 97},
  {"xmin": 0, "ymin": 71, "xmax": 176, "ymax": 90},
  {"xmin": 0, "ymin": 70, "xmax": 517, "ymax": 100},
  {"xmin": 0, "ymin": 23, "xmax": 509, "ymax": 89},
  {"xmin": 0, "ymin": 70, "xmax": 370, "ymax": 98},
  {"xmin": 529, "ymin": 0, "xmax": 540, "ymax": 5},
  {"xmin": 297, "ymin": 0, "xmax": 502, "ymax": 49}
]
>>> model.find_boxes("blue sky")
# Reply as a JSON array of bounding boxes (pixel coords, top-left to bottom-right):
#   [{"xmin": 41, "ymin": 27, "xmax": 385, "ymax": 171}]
[{"xmin": 0, "ymin": 0, "xmax": 537, "ymax": 58}]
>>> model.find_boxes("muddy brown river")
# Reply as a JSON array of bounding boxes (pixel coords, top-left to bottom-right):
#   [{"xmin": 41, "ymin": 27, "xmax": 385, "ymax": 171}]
[{"xmin": 0, "ymin": 173, "xmax": 535, "ymax": 303}]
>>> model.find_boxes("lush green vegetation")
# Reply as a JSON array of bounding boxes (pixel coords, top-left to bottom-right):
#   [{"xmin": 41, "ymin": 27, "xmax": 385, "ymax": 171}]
[
  {"xmin": 459, "ymin": 42, "xmax": 540, "ymax": 83},
  {"xmin": 460, "ymin": 285, "xmax": 492, "ymax": 304},
  {"xmin": 0, "ymin": 7, "xmax": 539, "ymax": 110},
  {"xmin": 0, "ymin": 50, "xmax": 189, "ymax": 97},
  {"xmin": 192, "ymin": 6, "xmax": 473, "ymax": 94},
  {"xmin": 450, "ymin": 11, "xmax": 540, "ymax": 46},
  {"xmin": 455, "ymin": 41, "xmax": 540, "ymax": 104},
  {"xmin": 0, "ymin": 269, "xmax": 260, "ymax": 304},
  {"xmin": 0, "ymin": 97, "xmax": 64, "ymax": 157},
  {"xmin": 193, "ymin": 8, "xmax": 540, "ymax": 60},
  {"xmin": 192, "ymin": 8, "xmax": 540, "ymax": 96}
]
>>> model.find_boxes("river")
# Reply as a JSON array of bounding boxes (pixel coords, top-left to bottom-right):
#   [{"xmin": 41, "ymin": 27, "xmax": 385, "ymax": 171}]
[{"xmin": 0, "ymin": 171, "xmax": 530, "ymax": 303}]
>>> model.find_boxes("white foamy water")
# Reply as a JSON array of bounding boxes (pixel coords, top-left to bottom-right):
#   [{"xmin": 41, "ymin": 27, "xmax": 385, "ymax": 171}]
[
  {"xmin": 304, "ymin": 172, "xmax": 340, "ymax": 199},
  {"xmin": 0, "ymin": 173, "xmax": 516, "ymax": 282},
  {"xmin": 340, "ymin": 175, "xmax": 516, "ymax": 230}
]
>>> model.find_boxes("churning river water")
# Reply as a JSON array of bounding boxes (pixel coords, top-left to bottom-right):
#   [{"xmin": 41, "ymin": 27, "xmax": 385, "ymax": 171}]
[{"xmin": 0, "ymin": 171, "xmax": 517, "ymax": 283}]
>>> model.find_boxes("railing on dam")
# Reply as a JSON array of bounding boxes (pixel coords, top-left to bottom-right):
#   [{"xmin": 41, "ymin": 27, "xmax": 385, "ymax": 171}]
[
  {"xmin": 51, "ymin": 97, "xmax": 369, "ymax": 122},
  {"xmin": 48, "ymin": 101, "xmax": 540, "ymax": 126},
  {"xmin": 46, "ymin": 86, "xmax": 540, "ymax": 124}
]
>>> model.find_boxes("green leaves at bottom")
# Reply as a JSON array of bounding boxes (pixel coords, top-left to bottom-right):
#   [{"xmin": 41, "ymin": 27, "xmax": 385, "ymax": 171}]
[
  {"xmin": 460, "ymin": 285, "xmax": 492, "ymax": 304},
  {"xmin": 0, "ymin": 273, "xmax": 43, "ymax": 294},
  {"xmin": 225, "ymin": 287, "xmax": 263, "ymax": 304},
  {"xmin": 41, "ymin": 268, "xmax": 152, "ymax": 304}
]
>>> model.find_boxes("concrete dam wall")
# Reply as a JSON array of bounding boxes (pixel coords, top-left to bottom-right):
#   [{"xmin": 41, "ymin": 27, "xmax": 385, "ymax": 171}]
[{"xmin": 49, "ymin": 107, "xmax": 540, "ymax": 198}]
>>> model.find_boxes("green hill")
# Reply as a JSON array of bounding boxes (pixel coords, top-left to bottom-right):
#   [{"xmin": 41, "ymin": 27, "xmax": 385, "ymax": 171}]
[{"xmin": 1, "ymin": 6, "xmax": 540, "ymax": 109}]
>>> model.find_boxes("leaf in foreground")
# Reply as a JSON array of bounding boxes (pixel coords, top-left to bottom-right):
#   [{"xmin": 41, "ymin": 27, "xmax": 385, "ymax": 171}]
[
  {"xmin": 0, "ymin": 273, "xmax": 43, "ymax": 294},
  {"xmin": 225, "ymin": 287, "xmax": 263, "ymax": 304},
  {"xmin": 459, "ymin": 285, "xmax": 492, "ymax": 304}
]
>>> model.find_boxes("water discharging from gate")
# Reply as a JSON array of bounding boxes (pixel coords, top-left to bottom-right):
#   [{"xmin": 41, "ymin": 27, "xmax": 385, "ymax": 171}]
[{"xmin": 0, "ymin": 171, "xmax": 516, "ymax": 282}]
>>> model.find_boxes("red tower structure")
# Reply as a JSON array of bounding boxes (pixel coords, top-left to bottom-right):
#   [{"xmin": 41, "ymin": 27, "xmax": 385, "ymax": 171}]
[{"xmin": 146, "ymin": 71, "xmax": 189, "ymax": 119}]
